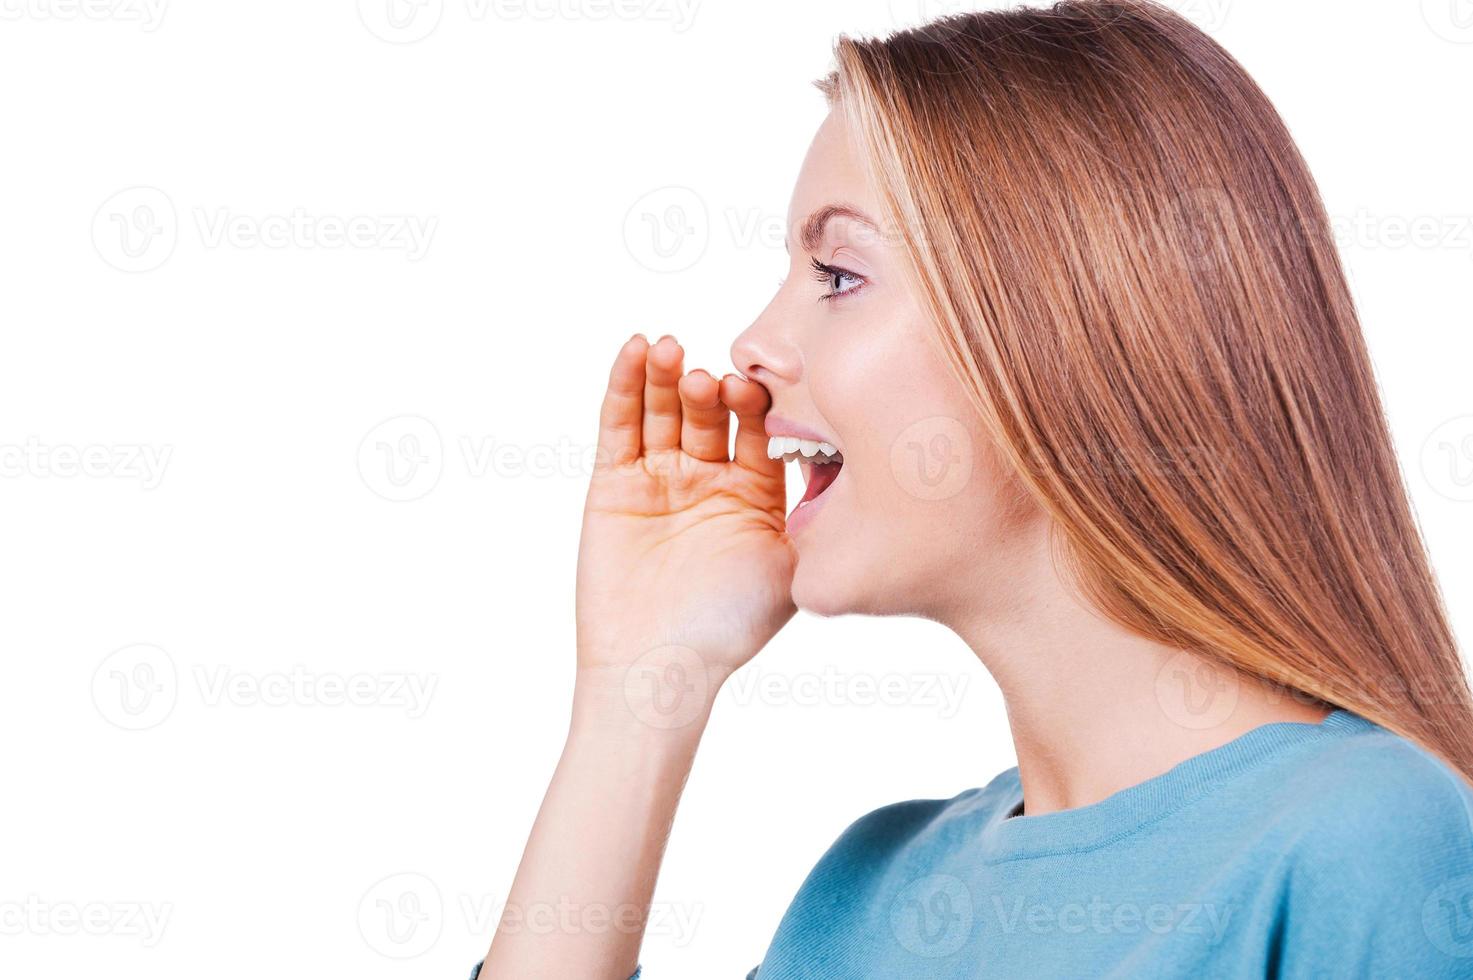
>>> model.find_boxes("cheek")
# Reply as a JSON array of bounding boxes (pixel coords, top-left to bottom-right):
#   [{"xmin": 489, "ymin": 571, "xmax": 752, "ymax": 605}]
[
  {"xmin": 797, "ymin": 308, "xmax": 1022, "ymax": 609},
  {"xmin": 810, "ymin": 346, "xmax": 892, "ymax": 468},
  {"xmin": 809, "ymin": 309, "xmax": 975, "ymax": 521}
]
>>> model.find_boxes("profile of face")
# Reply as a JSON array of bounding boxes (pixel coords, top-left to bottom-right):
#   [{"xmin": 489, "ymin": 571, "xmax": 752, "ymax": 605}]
[{"xmin": 730, "ymin": 111, "xmax": 1040, "ymax": 622}]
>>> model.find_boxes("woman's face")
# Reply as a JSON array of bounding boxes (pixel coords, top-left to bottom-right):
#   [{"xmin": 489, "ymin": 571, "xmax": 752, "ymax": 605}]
[{"xmin": 731, "ymin": 110, "xmax": 1037, "ymax": 620}]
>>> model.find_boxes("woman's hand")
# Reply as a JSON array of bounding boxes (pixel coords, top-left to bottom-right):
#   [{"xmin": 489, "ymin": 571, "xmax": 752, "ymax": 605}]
[
  {"xmin": 576, "ymin": 334, "xmax": 797, "ymax": 698},
  {"xmin": 480, "ymin": 335, "xmax": 795, "ymax": 978}
]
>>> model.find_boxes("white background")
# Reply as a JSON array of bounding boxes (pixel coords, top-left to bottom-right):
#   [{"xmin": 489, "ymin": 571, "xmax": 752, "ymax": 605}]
[{"xmin": 2, "ymin": 1, "xmax": 1470, "ymax": 977}]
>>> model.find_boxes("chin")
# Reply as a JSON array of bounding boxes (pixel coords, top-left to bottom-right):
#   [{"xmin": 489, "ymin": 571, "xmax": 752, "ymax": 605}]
[
  {"xmin": 790, "ymin": 568, "xmax": 851, "ymax": 618},
  {"xmin": 789, "ymin": 542, "xmax": 911, "ymax": 619}
]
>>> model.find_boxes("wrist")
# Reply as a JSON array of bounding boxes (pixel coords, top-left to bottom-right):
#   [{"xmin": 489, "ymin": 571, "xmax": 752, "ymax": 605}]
[{"xmin": 572, "ymin": 651, "xmax": 728, "ymax": 741}]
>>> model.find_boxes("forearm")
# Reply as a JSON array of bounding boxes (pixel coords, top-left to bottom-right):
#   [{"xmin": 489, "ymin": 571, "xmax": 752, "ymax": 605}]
[{"xmin": 480, "ymin": 670, "xmax": 715, "ymax": 979}]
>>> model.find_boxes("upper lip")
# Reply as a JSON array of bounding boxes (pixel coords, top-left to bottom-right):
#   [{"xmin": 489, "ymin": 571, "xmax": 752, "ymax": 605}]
[
  {"xmin": 764, "ymin": 414, "xmax": 840, "ymax": 449},
  {"xmin": 765, "ymin": 412, "xmax": 836, "ymax": 442}
]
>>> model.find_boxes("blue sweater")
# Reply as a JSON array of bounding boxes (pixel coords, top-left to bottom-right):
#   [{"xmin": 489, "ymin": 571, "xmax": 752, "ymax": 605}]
[
  {"xmin": 474, "ymin": 709, "xmax": 1473, "ymax": 977},
  {"xmin": 753, "ymin": 709, "xmax": 1473, "ymax": 977}
]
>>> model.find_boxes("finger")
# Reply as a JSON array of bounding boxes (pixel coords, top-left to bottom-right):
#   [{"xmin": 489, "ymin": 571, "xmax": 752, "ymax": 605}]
[
  {"xmin": 642, "ymin": 335, "xmax": 685, "ymax": 452},
  {"xmin": 720, "ymin": 373, "xmax": 780, "ymax": 475},
  {"xmin": 678, "ymin": 370, "xmax": 729, "ymax": 462},
  {"xmin": 597, "ymin": 334, "xmax": 648, "ymax": 467}
]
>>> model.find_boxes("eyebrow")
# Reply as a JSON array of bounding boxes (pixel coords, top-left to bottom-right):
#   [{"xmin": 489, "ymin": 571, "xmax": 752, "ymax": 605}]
[{"xmin": 793, "ymin": 203, "xmax": 880, "ymax": 253}]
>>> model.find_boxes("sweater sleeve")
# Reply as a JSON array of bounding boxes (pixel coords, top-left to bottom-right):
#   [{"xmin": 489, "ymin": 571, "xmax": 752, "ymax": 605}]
[{"xmin": 1274, "ymin": 749, "xmax": 1473, "ymax": 978}]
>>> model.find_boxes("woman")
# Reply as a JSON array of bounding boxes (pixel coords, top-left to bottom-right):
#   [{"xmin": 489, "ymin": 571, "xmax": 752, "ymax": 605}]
[{"xmin": 478, "ymin": 2, "xmax": 1473, "ymax": 976}]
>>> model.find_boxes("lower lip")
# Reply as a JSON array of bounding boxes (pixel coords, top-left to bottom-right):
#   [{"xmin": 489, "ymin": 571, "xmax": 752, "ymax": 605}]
[{"xmin": 786, "ymin": 464, "xmax": 841, "ymax": 536}]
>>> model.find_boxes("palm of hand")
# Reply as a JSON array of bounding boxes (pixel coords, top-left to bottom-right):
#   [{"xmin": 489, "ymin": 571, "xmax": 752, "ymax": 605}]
[{"xmin": 575, "ymin": 336, "xmax": 797, "ymax": 679}]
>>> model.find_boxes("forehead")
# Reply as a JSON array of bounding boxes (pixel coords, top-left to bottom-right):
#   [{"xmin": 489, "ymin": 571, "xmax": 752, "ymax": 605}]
[{"xmin": 787, "ymin": 110, "xmax": 877, "ymax": 235}]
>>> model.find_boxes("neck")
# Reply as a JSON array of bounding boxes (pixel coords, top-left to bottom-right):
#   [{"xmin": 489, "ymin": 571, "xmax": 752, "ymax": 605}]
[{"xmin": 943, "ymin": 526, "xmax": 1328, "ymax": 816}]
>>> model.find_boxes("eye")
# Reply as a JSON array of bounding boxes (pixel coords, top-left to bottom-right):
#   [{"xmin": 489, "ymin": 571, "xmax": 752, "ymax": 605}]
[{"xmin": 809, "ymin": 257, "xmax": 866, "ymax": 301}]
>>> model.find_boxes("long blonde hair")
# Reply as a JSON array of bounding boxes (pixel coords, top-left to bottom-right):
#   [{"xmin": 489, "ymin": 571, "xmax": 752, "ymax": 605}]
[{"xmin": 820, "ymin": 0, "xmax": 1473, "ymax": 779}]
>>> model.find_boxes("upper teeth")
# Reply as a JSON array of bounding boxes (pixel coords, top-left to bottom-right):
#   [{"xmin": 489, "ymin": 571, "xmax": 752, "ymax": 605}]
[{"xmin": 766, "ymin": 436, "xmax": 842, "ymax": 464}]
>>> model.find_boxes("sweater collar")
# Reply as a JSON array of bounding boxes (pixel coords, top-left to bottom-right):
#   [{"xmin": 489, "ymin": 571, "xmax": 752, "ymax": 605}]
[{"xmin": 976, "ymin": 708, "xmax": 1372, "ymax": 862}]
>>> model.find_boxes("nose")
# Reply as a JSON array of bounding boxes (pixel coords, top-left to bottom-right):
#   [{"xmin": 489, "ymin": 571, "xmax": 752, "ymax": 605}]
[{"xmin": 730, "ymin": 293, "xmax": 802, "ymax": 385}]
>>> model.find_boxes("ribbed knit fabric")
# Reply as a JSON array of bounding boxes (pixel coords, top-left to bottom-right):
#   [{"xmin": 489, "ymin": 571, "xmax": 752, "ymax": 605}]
[{"xmin": 750, "ymin": 709, "xmax": 1473, "ymax": 978}]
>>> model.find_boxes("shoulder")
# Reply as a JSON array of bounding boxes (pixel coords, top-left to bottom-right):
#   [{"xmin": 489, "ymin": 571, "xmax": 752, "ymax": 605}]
[
  {"xmin": 840, "ymin": 768, "xmax": 1020, "ymax": 840},
  {"xmin": 1272, "ymin": 715, "xmax": 1473, "ymax": 864},
  {"xmin": 1264, "ymin": 716, "xmax": 1473, "ymax": 973},
  {"xmin": 813, "ymin": 769, "xmax": 1020, "ymax": 871},
  {"xmin": 761, "ymin": 771, "xmax": 1017, "ymax": 942},
  {"xmin": 789, "ymin": 766, "xmax": 1019, "ymax": 884}
]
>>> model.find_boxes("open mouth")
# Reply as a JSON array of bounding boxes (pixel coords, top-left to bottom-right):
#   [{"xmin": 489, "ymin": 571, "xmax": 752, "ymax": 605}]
[{"xmin": 767, "ymin": 435, "xmax": 844, "ymax": 512}]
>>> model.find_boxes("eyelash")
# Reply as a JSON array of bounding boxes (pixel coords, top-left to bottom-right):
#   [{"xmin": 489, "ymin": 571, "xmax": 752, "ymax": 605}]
[{"xmin": 809, "ymin": 257, "xmax": 867, "ymax": 302}]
